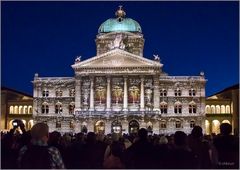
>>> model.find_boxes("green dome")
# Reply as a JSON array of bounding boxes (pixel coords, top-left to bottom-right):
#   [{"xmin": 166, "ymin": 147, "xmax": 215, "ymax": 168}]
[{"xmin": 98, "ymin": 18, "xmax": 142, "ymax": 33}]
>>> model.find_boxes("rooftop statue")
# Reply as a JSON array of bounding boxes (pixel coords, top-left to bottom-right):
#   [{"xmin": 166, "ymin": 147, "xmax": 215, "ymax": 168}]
[
  {"xmin": 153, "ymin": 54, "xmax": 160, "ymax": 62},
  {"xmin": 75, "ymin": 56, "xmax": 81, "ymax": 63}
]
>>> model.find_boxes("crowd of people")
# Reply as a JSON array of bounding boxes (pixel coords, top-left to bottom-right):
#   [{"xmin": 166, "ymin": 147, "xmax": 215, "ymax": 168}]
[{"xmin": 1, "ymin": 122, "xmax": 239, "ymax": 169}]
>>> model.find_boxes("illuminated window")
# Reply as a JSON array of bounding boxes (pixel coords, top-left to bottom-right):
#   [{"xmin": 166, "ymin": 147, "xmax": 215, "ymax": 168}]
[
  {"xmin": 205, "ymin": 105, "xmax": 211, "ymax": 114},
  {"xmin": 9, "ymin": 106, "xmax": 14, "ymax": 114},
  {"xmin": 189, "ymin": 89, "xmax": 196, "ymax": 96},
  {"xmin": 55, "ymin": 102, "xmax": 62, "ymax": 114},
  {"xmin": 160, "ymin": 102, "xmax": 168, "ymax": 114},
  {"xmin": 160, "ymin": 89, "xmax": 167, "ymax": 96},
  {"xmin": 221, "ymin": 105, "xmax": 226, "ymax": 114},
  {"xmin": 176, "ymin": 121, "xmax": 181, "ymax": 128},
  {"xmin": 42, "ymin": 90, "xmax": 49, "ymax": 97},
  {"xmin": 216, "ymin": 105, "xmax": 220, "ymax": 114},
  {"xmin": 160, "ymin": 121, "xmax": 167, "ymax": 129},
  {"xmin": 19, "ymin": 106, "xmax": 23, "ymax": 114},
  {"xmin": 190, "ymin": 120, "xmax": 195, "ymax": 128},
  {"xmin": 14, "ymin": 106, "xmax": 19, "ymax": 114},
  {"xmin": 174, "ymin": 102, "xmax": 182, "ymax": 114},
  {"xmin": 174, "ymin": 89, "xmax": 181, "ymax": 96},
  {"xmin": 189, "ymin": 103, "xmax": 196, "ymax": 113},
  {"xmin": 41, "ymin": 103, "xmax": 49, "ymax": 114},
  {"xmin": 69, "ymin": 89, "xmax": 75, "ymax": 97},
  {"xmin": 23, "ymin": 106, "xmax": 28, "ymax": 114},
  {"xmin": 226, "ymin": 105, "xmax": 230, "ymax": 113}
]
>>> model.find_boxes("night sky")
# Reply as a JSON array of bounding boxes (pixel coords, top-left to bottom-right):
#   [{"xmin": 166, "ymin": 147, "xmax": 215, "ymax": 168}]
[{"xmin": 2, "ymin": 1, "xmax": 239, "ymax": 96}]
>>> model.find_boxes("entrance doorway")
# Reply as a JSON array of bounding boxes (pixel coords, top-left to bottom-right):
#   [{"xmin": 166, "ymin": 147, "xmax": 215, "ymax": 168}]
[
  {"xmin": 111, "ymin": 120, "xmax": 122, "ymax": 134},
  {"xmin": 129, "ymin": 120, "xmax": 139, "ymax": 134}
]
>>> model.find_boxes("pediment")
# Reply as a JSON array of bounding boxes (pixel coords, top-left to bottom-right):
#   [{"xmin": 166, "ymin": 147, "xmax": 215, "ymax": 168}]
[{"xmin": 72, "ymin": 49, "xmax": 162, "ymax": 69}]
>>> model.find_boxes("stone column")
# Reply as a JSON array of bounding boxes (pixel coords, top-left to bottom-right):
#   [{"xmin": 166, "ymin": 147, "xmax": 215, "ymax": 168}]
[
  {"xmin": 123, "ymin": 77, "xmax": 128, "ymax": 111},
  {"xmin": 106, "ymin": 77, "xmax": 111, "ymax": 111},
  {"xmin": 140, "ymin": 77, "xmax": 145, "ymax": 111},
  {"xmin": 153, "ymin": 76, "xmax": 160, "ymax": 111},
  {"xmin": 89, "ymin": 77, "xmax": 94, "ymax": 111},
  {"xmin": 75, "ymin": 78, "xmax": 81, "ymax": 110}
]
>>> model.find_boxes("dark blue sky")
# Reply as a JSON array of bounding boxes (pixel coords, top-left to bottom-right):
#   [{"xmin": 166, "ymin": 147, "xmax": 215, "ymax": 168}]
[{"xmin": 2, "ymin": 1, "xmax": 239, "ymax": 96}]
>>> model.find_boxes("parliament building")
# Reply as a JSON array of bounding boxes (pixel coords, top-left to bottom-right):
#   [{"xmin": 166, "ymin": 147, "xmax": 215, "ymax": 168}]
[{"xmin": 32, "ymin": 7, "xmax": 207, "ymax": 135}]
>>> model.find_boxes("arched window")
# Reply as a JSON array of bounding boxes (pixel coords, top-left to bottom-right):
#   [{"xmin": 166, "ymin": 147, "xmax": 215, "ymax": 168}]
[
  {"xmin": 19, "ymin": 106, "xmax": 23, "ymax": 114},
  {"xmin": 175, "ymin": 121, "xmax": 181, "ymax": 128},
  {"xmin": 160, "ymin": 102, "xmax": 168, "ymax": 114},
  {"xmin": 205, "ymin": 105, "xmax": 211, "ymax": 114},
  {"xmin": 174, "ymin": 102, "xmax": 182, "ymax": 114},
  {"xmin": 221, "ymin": 105, "xmax": 225, "ymax": 114},
  {"xmin": 226, "ymin": 105, "xmax": 230, "ymax": 113},
  {"xmin": 23, "ymin": 106, "xmax": 28, "ymax": 114},
  {"xmin": 160, "ymin": 121, "xmax": 167, "ymax": 129},
  {"xmin": 222, "ymin": 120, "xmax": 231, "ymax": 124},
  {"xmin": 55, "ymin": 102, "xmax": 62, "ymax": 114},
  {"xmin": 42, "ymin": 90, "xmax": 49, "ymax": 97},
  {"xmin": 211, "ymin": 105, "xmax": 215, "ymax": 114},
  {"xmin": 69, "ymin": 102, "xmax": 75, "ymax": 114},
  {"xmin": 216, "ymin": 105, "xmax": 220, "ymax": 114},
  {"xmin": 41, "ymin": 102, "xmax": 49, "ymax": 114},
  {"xmin": 189, "ymin": 89, "xmax": 196, "ymax": 96},
  {"xmin": 14, "ymin": 106, "xmax": 19, "ymax": 114},
  {"xmin": 212, "ymin": 120, "xmax": 220, "ymax": 134},
  {"xmin": 10, "ymin": 106, "xmax": 14, "ymax": 114},
  {"xmin": 190, "ymin": 120, "xmax": 195, "ymax": 128},
  {"xmin": 160, "ymin": 89, "xmax": 167, "ymax": 96},
  {"xmin": 56, "ymin": 90, "xmax": 63, "ymax": 97},
  {"xmin": 189, "ymin": 102, "xmax": 196, "ymax": 113},
  {"xmin": 174, "ymin": 89, "xmax": 181, "ymax": 96},
  {"xmin": 28, "ymin": 106, "xmax": 32, "ymax": 114},
  {"xmin": 69, "ymin": 89, "xmax": 75, "ymax": 97}
]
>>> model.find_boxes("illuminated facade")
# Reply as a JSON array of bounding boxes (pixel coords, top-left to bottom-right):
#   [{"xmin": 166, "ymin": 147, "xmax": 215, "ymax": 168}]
[
  {"xmin": 32, "ymin": 7, "xmax": 206, "ymax": 134},
  {"xmin": 1, "ymin": 87, "xmax": 34, "ymax": 131},
  {"xmin": 205, "ymin": 84, "xmax": 239, "ymax": 135}
]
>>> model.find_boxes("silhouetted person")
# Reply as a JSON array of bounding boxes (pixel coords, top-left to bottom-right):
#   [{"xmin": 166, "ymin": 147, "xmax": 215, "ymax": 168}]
[
  {"xmin": 125, "ymin": 128, "xmax": 155, "ymax": 168},
  {"xmin": 168, "ymin": 131, "xmax": 197, "ymax": 169},
  {"xmin": 75, "ymin": 132, "xmax": 105, "ymax": 168},
  {"xmin": 17, "ymin": 123, "xmax": 65, "ymax": 169},
  {"xmin": 103, "ymin": 139, "xmax": 125, "ymax": 168},
  {"xmin": 188, "ymin": 126, "xmax": 212, "ymax": 168},
  {"xmin": 213, "ymin": 123, "xmax": 239, "ymax": 169}
]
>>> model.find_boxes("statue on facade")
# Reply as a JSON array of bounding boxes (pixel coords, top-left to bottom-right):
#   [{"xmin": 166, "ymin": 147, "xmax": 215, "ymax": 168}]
[
  {"xmin": 153, "ymin": 54, "xmax": 160, "ymax": 62},
  {"xmin": 109, "ymin": 34, "xmax": 126, "ymax": 50},
  {"xmin": 75, "ymin": 56, "xmax": 81, "ymax": 63}
]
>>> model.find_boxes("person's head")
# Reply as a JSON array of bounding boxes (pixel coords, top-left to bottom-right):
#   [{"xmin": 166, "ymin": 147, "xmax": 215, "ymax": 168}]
[
  {"xmin": 86, "ymin": 132, "xmax": 96, "ymax": 144},
  {"xmin": 138, "ymin": 128, "xmax": 148, "ymax": 140},
  {"xmin": 220, "ymin": 123, "xmax": 232, "ymax": 136},
  {"xmin": 159, "ymin": 136, "xmax": 168, "ymax": 145},
  {"xmin": 191, "ymin": 126, "xmax": 203, "ymax": 139},
  {"xmin": 31, "ymin": 123, "xmax": 49, "ymax": 142},
  {"xmin": 174, "ymin": 131, "xmax": 187, "ymax": 147}
]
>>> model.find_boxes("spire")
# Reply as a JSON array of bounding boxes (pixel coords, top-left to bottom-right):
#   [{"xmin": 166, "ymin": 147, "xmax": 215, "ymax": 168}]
[{"xmin": 115, "ymin": 5, "xmax": 126, "ymax": 21}]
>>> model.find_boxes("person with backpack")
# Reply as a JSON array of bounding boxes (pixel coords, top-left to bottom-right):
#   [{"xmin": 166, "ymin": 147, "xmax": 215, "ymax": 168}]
[{"xmin": 17, "ymin": 122, "xmax": 65, "ymax": 169}]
